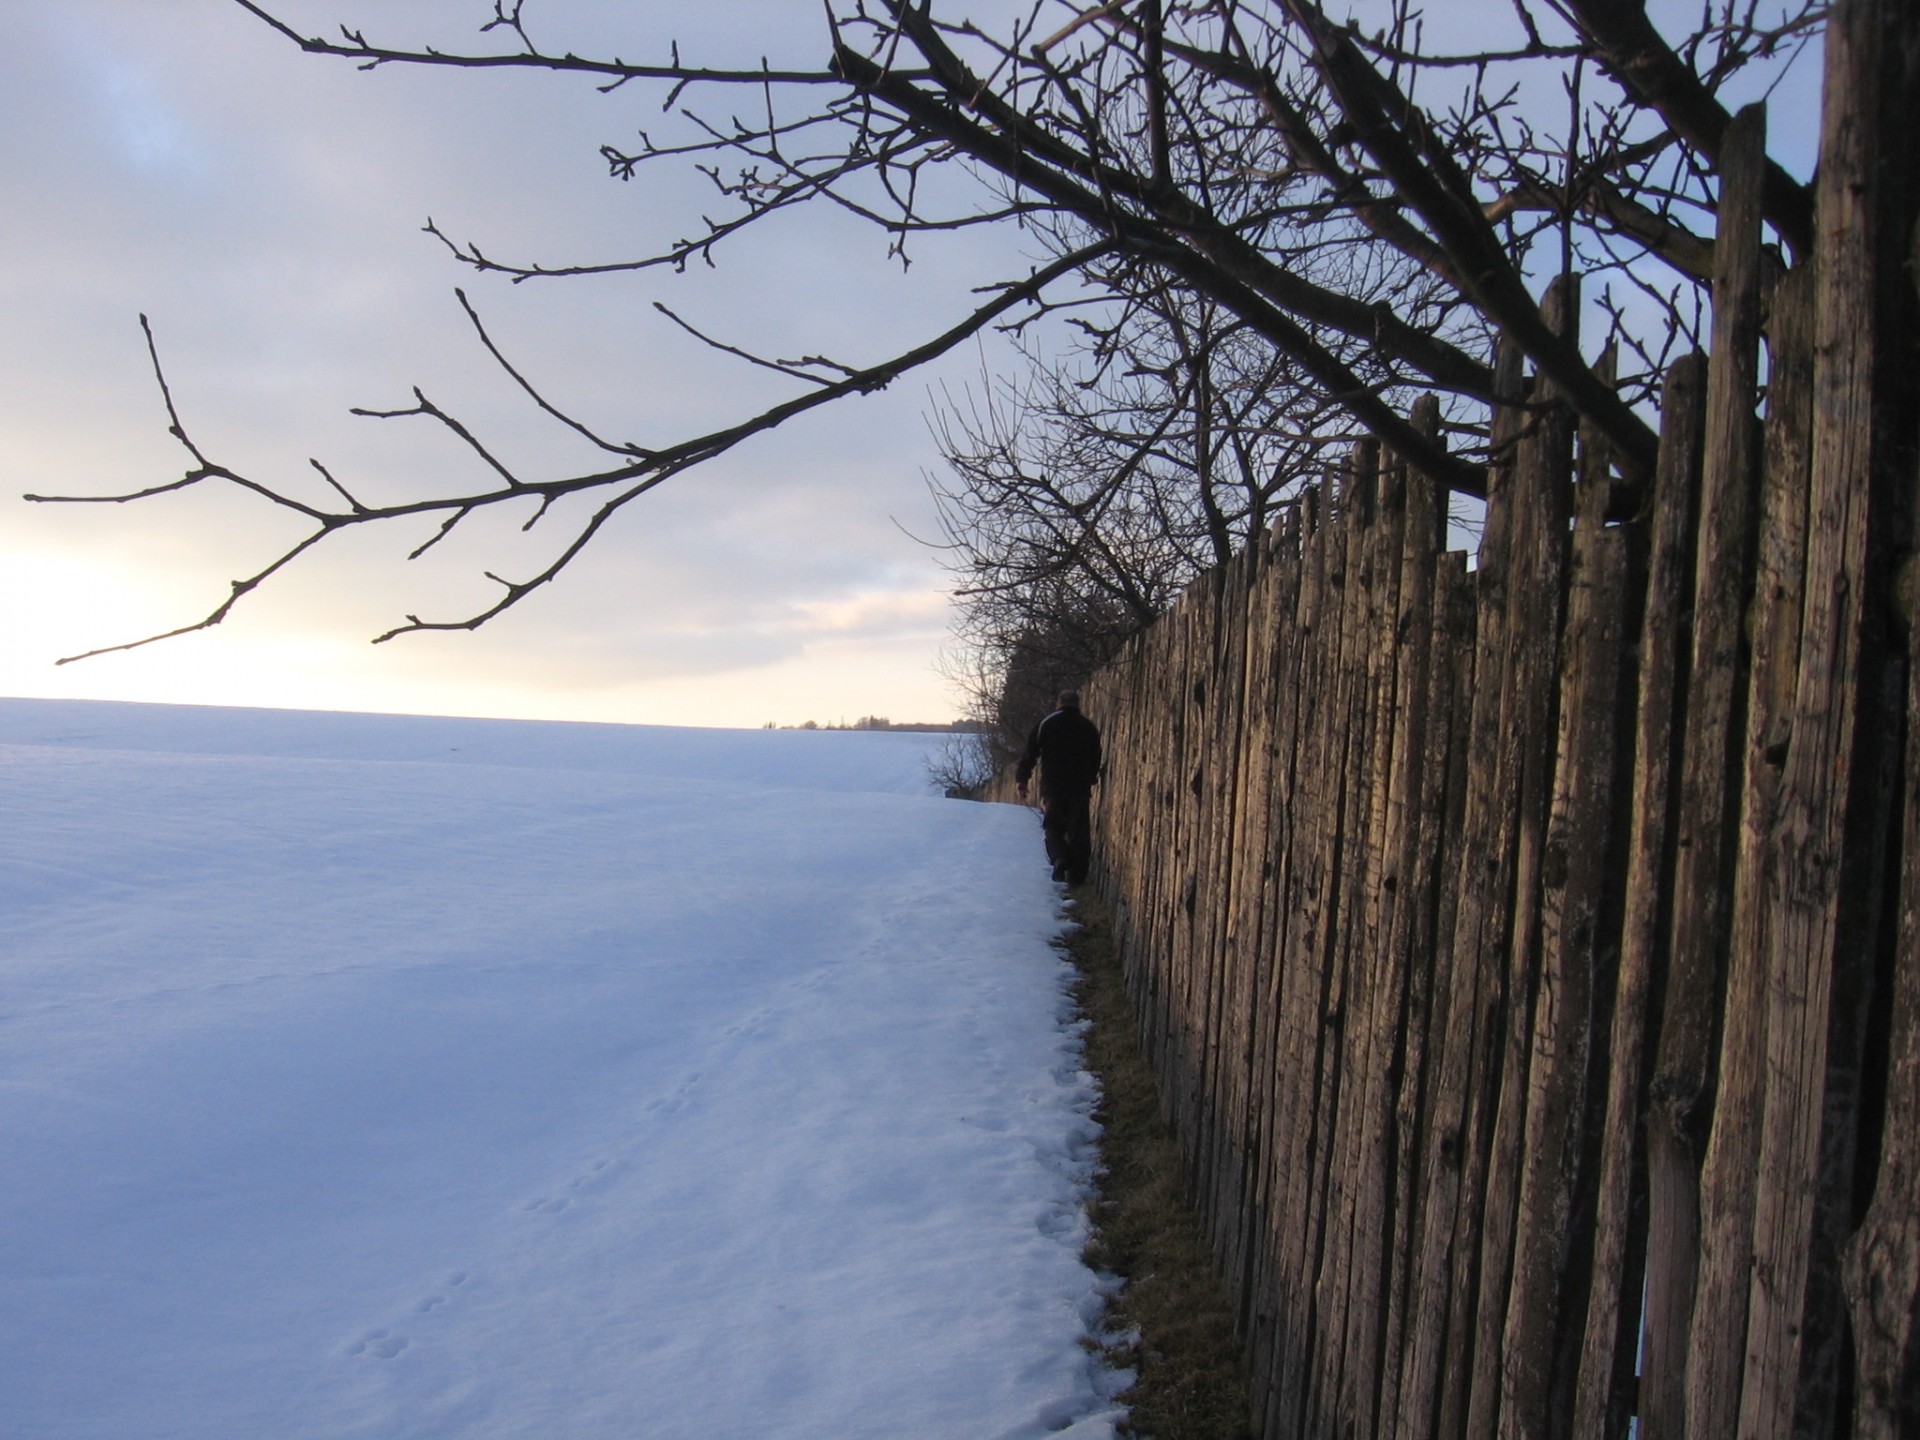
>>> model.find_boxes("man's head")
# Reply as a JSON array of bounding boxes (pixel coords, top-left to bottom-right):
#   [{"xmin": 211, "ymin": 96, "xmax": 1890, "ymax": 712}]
[{"xmin": 1057, "ymin": 690, "xmax": 1081, "ymax": 710}]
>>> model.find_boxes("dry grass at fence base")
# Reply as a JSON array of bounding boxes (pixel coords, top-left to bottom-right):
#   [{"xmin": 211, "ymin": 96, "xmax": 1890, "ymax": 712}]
[{"xmin": 1062, "ymin": 889, "xmax": 1256, "ymax": 1440}]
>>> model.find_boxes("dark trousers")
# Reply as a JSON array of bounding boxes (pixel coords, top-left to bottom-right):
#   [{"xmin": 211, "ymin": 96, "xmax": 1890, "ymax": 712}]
[{"xmin": 1042, "ymin": 788, "xmax": 1093, "ymax": 883}]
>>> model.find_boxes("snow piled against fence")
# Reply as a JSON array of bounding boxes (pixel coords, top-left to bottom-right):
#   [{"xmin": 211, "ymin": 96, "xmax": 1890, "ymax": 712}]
[{"xmin": 0, "ymin": 698, "xmax": 1126, "ymax": 1440}]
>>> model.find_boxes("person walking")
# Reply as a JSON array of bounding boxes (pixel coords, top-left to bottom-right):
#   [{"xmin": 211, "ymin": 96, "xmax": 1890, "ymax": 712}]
[{"xmin": 1015, "ymin": 690, "xmax": 1103, "ymax": 885}]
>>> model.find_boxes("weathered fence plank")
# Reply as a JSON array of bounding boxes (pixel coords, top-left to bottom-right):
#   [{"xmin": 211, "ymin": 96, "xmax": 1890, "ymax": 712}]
[
  {"xmin": 1837, "ymin": 7, "xmax": 1920, "ymax": 1418},
  {"xmin": 1500, "ymin": 499, "xmax": 1629, "ymax": 1440},
  {"xmin": 1337, "ymin": 426, "xmax": 1428, "ymax": 1440},
  {"xmin": 1214, "ymin": 546, "xmax": 1267, "ymax": 1316},
  {"xmin": 1378, "ymin": 489, "xmax": 1469, "ymax": 1440},
  {"xmin": 1391, "ymin": 341, "xmax": 1524, "ymax": 1440},
  {"xmin": 1841, "ymin": 581, "xmax": 1920, "ymax": 1436},
  {"xmin": 1580, "ymin": 351, "xmax": 1705, "ymax": 1440},
  {"xmin": 1670, "ymin": 99, "xmax": 1774, "ymax": 1440},
  {"xmin": 1740, "ymin": 3, "xmax": 1911, "ymax": 1431},
  {"xmin": 1467, "ymin": 277, "xmax": 1577, "ymax": 1440},
  {"xmin": 1264, "ymin": 482, "xmax": 1338, "ymax": 1434}
]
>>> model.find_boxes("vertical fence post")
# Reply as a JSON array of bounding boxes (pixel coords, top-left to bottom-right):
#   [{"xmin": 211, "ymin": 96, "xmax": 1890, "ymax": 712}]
[
  {"xmin": 1599, "ymin": 352, "xmax": 1706, "ymax": 1440},
  {"xmin": 1744, "ymin": 0, "xmax": 1918, "ymax": 1431},
  {"xmin": 1838, "ymin": 3, "xmax": 1920, "ymax": 1406}
]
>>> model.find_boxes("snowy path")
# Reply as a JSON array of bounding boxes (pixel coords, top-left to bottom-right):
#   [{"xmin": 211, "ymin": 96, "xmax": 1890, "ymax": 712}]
[{"xmin": 0, "ymin": 700, "xmax": 1122, "ymax": 1440}]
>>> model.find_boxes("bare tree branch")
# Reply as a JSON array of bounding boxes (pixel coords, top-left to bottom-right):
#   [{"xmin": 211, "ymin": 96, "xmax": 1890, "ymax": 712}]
[{"xmin": 37, "ymin": 0, "xmax": 1826, "ymax": 663}]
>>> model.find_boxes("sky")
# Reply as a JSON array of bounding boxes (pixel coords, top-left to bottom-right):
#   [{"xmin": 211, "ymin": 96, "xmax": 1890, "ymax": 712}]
[
  {"xmin": 0, "ymin": 2, "xmax": 1826, "ymax": 731},
  {"xmin": 0, "ymin": 2, "xmax": 1037, "ymax": 729}
]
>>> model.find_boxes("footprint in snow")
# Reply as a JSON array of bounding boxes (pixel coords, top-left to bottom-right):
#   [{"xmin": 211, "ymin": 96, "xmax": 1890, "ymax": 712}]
[
  {"xmin": 346, "ymin": 1329, "xmax": 409, "ymax": 1360},
  {"xmin": 723, "ymin": 1007, "xmax": 774, "ymax": 1038},
  {"xmin": 1035, "ymin": 1203, "xmax": 1082, "ymax": 1241},
  {"xmin": 563, "ymin": 1154, "xmax": 627, "ymax": 1193},
  {"xmin": 414, "ymin": 1269, "xmax": 473, "ymax": 1315},
  {"xmin": 349, "ymin": 1270, "xmax": 470, "ymax": 1355},
  {"xmin": 646, "ymin": 1071, "xmax": 704, "ymax": 1116}
]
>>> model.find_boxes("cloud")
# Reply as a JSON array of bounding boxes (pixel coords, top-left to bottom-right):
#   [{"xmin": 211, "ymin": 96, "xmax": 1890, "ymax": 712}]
[{"xmin": 0, "ymin": 1, "xmax": 1005, "ymax": 727}]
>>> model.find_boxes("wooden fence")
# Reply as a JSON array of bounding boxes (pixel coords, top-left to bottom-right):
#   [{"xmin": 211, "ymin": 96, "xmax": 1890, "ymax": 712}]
[{"xmin": 1019, "ymin": 6, "xmax": 1919, "ymax": 1435}]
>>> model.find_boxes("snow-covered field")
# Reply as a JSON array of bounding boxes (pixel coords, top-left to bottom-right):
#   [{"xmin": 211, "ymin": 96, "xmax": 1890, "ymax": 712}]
[{"xmin": 0, "ymin": 699, "xmax": 1122, "ymax": 1440}]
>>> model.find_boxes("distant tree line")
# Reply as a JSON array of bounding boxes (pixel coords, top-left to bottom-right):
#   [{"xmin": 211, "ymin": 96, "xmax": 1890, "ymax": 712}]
[{"xmin": 764, "ymin": 716, "xmax": 984, "ymax": 733}]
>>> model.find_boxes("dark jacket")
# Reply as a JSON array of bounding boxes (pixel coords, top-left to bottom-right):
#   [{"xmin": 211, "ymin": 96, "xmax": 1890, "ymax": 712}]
[{"xmin": 1016, "ymin": 707, "xmax": 1103, "ymax": 797}]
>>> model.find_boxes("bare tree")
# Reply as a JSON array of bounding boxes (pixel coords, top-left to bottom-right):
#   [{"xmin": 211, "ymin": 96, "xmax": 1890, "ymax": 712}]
[
  {"xmin": 26, "ymin": 0, "xmax": 1823, "ymax": 659},
  {"xmin": 930, "ymin": 273, "xmax": 1363, "ymax": 747}
]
